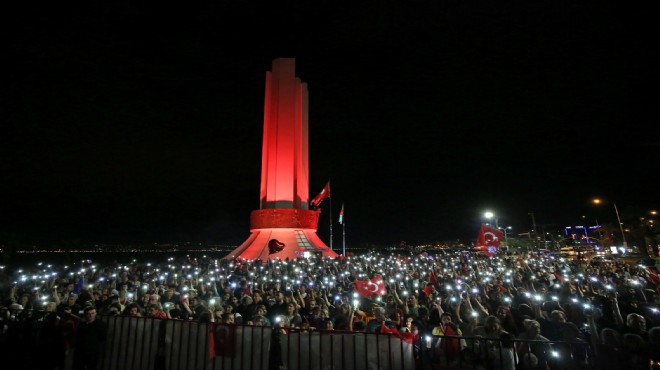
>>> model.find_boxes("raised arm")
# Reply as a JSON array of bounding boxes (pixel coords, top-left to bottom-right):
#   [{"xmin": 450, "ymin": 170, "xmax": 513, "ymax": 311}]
[
  {"xmin": 321, "ymin": 290, "xmax": 334, "ymax": 309},
  {"xmin": 348, "ymin": 306, "xmax": 355, "ymax": 331},
  {"xmin": 52, "ymin": 286, "xmax": 61, "ymax": 305},
  {"xmin": 637, "ymin": 287, "xmax": 648, "ymax": 303},
  {"xmin": 585, "ymin": 310, "xmax": 600, "ymax": 356},
  {"xmin": 297, "ymin": 290, "xmax": 305, "ymax": 309},
  {"xmin": 471, "ymin": 296, "xmax": 490, "ymax": 316},
  {"xmin": 482, "ymin": 284, "xmax": 491, "ymax": 300},
  {"xmin": 432, "ymin": 299, "xmax": 444, "ymax": 317},
  {"xmin": 454, "ymin": 298, "xmax": 464, "ymax": 324},
  {"xmin": 9, "ymin": 286, "xmax": 18, "ymax": 303},
  {"xmin": 392, "ymin": 284, "xmax": 404, "ymax": 306},
  {"xmin": 611, "ymin": 296, "xmax": 624, "ymax": 328},
  {"xmin": 576, "ymin": 283, "xmax": 585, "ymax": 299},
  {"xmin": 531, "ymin": 301, "xmax": 543, "ymax": 320},
  {"xmin": 180, "ymin": 298, "xmax": 193, "ymax": 315}
]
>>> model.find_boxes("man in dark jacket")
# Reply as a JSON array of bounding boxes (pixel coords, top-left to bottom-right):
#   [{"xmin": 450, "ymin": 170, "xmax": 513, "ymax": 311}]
[{"xmin": 74, "ymin": 306, "xmax": 107, "ymax": 370}]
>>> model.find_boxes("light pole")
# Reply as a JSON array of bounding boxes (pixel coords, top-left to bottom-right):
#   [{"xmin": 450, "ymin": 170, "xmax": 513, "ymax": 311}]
[
  {"xmin": 484, "ymin": 211, "xmax": 499, "ymax": 229},
  {"xmin": 499, "ymin": 226, "xmax": 512, "ymax": 246},
  {"xmin": 593, "ymin": 198, "xmax": 627, "ymax": 248},
  {"xmin": 613, "ymin": 203, "xmax": 627, "ymax": 248}
]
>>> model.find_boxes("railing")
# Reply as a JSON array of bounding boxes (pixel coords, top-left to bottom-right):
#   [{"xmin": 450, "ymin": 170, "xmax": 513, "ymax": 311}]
[
  {"xmin": 422, "ymin": 334, "xmax": 593, "ymax": 370},
  {"xmin": 276, "ymin": 328, "xmax": 414, "ymax": 370},
  {"xmin": 0, "ymin": 308, "xmax": 593, "ymax": 370}
]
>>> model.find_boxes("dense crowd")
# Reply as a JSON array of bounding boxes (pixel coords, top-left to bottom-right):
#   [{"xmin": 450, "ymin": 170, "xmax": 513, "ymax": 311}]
[{"xmin": 1, "ymin": 249, "xmax": 659, "ymax": 369}]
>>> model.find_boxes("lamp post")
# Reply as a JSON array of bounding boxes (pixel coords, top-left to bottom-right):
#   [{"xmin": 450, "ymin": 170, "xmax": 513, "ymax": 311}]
[
  {"xmin": 499, "ymin": 226, "xmax": 512, "ymax": 246},
  {"xmin": 613, "ymin": 203, "xmax": 627, "ymax": 248},
  {"xmin": 484, "ymin": 211, "xmax": 499, "ymax": 229},
  {"xmin": 593, "ymin": 198, "xmax": 627, "ymax": 248}
]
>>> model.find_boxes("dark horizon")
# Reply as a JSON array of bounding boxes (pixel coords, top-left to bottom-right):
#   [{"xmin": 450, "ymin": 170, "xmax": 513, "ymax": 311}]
[{"xmin": 2, "ymin": 3, "xmax": 657, "ymax": 248}]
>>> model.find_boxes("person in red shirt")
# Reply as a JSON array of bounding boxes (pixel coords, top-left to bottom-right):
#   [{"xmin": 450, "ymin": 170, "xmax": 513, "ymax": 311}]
[{"xmin": 146, "ymin": 303, "xmax": 168, "ymax": 319}]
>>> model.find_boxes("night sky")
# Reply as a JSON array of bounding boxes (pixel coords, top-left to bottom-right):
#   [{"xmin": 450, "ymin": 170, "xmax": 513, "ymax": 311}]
[{"xmin": 2, "ymin": 2, "xmax": 657, "ymax": 247}]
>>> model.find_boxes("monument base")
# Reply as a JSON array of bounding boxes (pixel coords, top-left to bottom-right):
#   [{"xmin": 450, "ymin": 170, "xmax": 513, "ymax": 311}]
[{"xmin": 224, "ymin": 209, "xmax": 339, "ymax": 260}]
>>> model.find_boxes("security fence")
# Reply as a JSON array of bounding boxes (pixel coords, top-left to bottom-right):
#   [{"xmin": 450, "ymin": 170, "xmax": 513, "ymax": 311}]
[{"xmin": 1, "ymin": 308, "xmax": 592, "ymax": 370}]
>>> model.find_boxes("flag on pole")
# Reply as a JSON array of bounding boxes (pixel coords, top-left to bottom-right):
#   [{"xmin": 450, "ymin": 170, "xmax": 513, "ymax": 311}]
[
  {"xmin": 474, "ymin": 224, "xmax": 504, "ymax": 257},
  {"xmin": 338, "ymin": 203, "xmax": 344, "ymax": 224},
  {"xmin": 310, "ymin": 181, "xmax": 331, "ymax": 209}
]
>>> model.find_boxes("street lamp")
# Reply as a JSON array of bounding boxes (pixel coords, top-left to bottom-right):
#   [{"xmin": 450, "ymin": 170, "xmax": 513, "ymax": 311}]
[
  {"xmin": 499, "ymin": 226, "xmax": 512, "ymax": 246},
  {"xmin": 484, "ymin": 211, "xmax": 499, "ymax": 228},
  {"xmin": 592, "ymin": 198, "xmax": 627, "ymax": 248}
]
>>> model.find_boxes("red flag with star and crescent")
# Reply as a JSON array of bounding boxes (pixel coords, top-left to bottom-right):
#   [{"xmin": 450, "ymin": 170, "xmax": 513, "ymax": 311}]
[
  {"xmin": 474, "ymin": 224, "xmax": 504, "ymax": 257},
  {"xmin": 380, "ymin": 322, "xmax": 416, "ymax": 343},
  {"xmin": 354, "ymin": 275, "xmax": 387, "ymax": 297},
  {"xmin": 310, "ymin": 181, "xmax": 331, "ymax": 209}
]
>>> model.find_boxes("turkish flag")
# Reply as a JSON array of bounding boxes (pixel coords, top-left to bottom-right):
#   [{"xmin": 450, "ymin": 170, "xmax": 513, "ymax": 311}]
[
  {"xmin": 474, "ymin": 224, "xmax": 504, "ymax": 256},
  {"xmin": 310, "ymin": 181, "xmax": 331, "ymax": 208},
  {"xmin": 422, "ymin": 284, "xmax": 434, "ymax": 297},
  {"xmin": 397, "ymin": 332, "xmax": 416, "ymax": 344},
  {"xmin": 380, "ymin": 322, "xmax": 417, "ymax": 344},
  {"xmin": 380, "ymin": 321, "xmax": 399, "ymax": 334},
  {"xmin": 354, "ymin": 275, "xmax": 387, "ymax": 297}
]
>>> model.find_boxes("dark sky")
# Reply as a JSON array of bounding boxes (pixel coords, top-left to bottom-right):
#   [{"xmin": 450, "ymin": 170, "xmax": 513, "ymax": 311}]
[{"xmin": 1, "ymin": 2, "xmax": 657, "ymax": 247}]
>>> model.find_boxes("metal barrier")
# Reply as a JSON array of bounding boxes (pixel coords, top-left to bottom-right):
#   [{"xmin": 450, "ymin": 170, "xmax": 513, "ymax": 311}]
[
  {"xmin": 0, "ymin": 308, "xmax": 593, "ymax": 370},
  {"xmin": 277, "ymin": 328, "xmax": 414, "ymax": 370},
  {"xmin": 423, "ymin": 334, "xmax": 593, "ymax": 370},
  {"xmin": 100, "ymin": 316, "xmax": 273, "ymax": 370}
]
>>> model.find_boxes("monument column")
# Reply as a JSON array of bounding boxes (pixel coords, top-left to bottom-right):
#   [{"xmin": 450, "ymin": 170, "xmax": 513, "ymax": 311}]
[{"xmin": 225, "ymin": 58, "xmax": 338, "ymax": 260}]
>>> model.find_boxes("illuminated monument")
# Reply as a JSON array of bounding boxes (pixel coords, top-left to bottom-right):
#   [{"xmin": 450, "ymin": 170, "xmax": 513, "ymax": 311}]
[{"xmin": 225, "ymin": 58, "xmax": 339, "ymax": 260}]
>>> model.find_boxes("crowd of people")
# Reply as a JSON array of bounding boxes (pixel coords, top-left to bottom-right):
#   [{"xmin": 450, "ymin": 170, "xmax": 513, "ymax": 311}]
[{"xmin": 1, "ymin": 249, "xmax": 659, "ymax": 369}]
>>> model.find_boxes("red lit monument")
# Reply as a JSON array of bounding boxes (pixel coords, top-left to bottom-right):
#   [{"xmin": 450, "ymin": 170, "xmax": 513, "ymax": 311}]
[{"xmin": 225, "ymin": 58, "xmax": 339, "ymax": 260}]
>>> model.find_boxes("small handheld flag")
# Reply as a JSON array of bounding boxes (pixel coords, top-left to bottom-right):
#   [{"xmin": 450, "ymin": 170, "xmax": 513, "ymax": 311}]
[{"xmin": 354, "ymin": 275, "xmax": 387, "ymax": 297}]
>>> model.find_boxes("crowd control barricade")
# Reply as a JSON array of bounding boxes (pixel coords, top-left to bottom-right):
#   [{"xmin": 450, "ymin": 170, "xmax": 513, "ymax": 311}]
[
  {"xmin": 425, "ymin": 334, "xmax": 593, "ymax": 370},
  {"xmin": 1, "ymin": 308, "xmax": 594, "ymax": 370},
  {"xmin": 278, "ymin": 328, "xmax": 415, "ymax": 370},
  {"xmin": 99, "ymin": 316, "xmax": 272, "ymax": 370}
]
